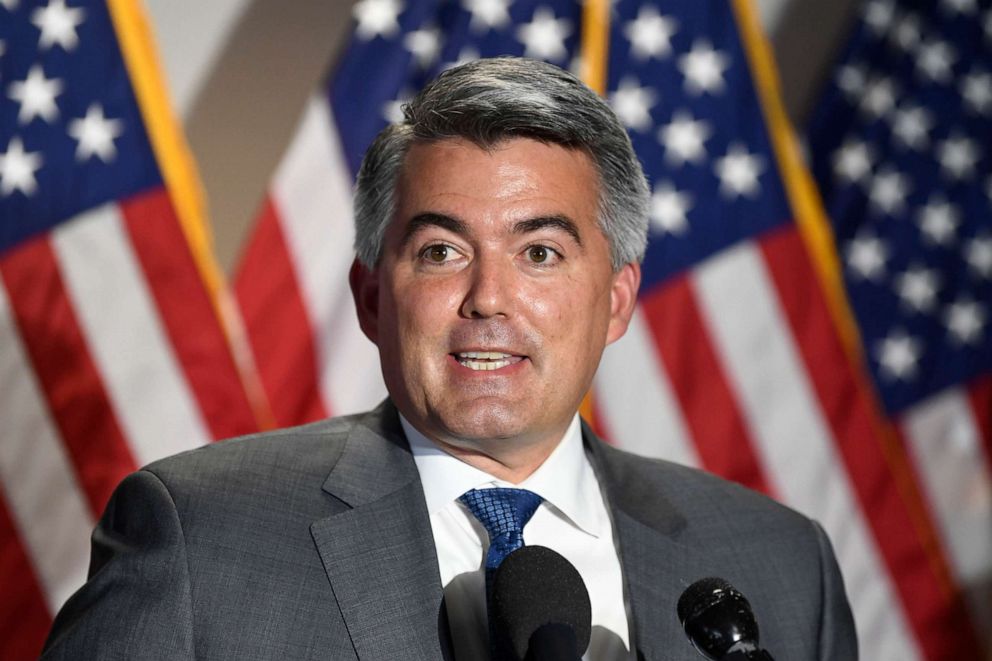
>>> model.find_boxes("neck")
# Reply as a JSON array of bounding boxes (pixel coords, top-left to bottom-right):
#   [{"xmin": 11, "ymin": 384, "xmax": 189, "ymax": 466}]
[
  {"xmin": 430, "ymin": 438, "xmax": 560, "ymax": 484},
  {"xmin": 398, "ymin": 413, "xmax": 574, "ymax": 484}
]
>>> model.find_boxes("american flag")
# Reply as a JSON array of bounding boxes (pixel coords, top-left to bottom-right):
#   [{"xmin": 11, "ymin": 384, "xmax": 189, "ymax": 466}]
[
  {"xmin": 809, "ymin": 0, "xmax": 992, "ymax": 654},
  {"xmin": 0, "ymin": 0, "xmax": 262, "ymax": 656},
  {"xmin": 234, "ymin": 0, "xmax": 988, "ymax": 658}
]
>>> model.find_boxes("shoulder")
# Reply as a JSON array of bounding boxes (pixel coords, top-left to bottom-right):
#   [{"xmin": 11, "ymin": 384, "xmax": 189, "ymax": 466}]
[
  {"xmin": 593, "ymin": 440, "xmax": 815, "ymax": 540},
  {"xmin": 92, "ymin": 407, "xmax": 403, "ymax": 575},
  {"xmin": 148, "ymin": 407, "xmax": 385, "ymax": 477},
  {"xmin": 146, "ymin": 415, "xmax": 347, "ymax": 477},
  {"xmin": 591, "ymin": 442, "xmax": 857, "ymax": 657},
  {"xmin": 133, "ymin": 407, "xmax": 392, "ymax": 514}
]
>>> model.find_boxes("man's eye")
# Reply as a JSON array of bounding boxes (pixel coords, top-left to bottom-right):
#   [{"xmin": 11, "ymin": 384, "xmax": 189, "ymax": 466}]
[
  {"xmin": 423, "ymin": 244, "xmax": 452, "ymax": 263},
  {"xmin": 525, "ymin": 245, "xmax": 557, "ymax": 264}
]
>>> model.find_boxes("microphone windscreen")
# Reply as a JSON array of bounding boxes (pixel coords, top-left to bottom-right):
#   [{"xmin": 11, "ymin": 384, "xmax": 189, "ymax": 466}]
[
  {"xmin": 491, "ymin": 545, "xmax": 592, "ymax": 661},
  {"xmin": 677, "ymin": 577, "xmax": 760, "ymax": 660}
]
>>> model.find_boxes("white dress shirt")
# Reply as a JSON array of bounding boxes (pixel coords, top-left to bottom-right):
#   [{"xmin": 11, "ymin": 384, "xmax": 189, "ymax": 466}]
[{"xmin": 403, "ymin": 414, "xmax": 636, "ymax": 660}]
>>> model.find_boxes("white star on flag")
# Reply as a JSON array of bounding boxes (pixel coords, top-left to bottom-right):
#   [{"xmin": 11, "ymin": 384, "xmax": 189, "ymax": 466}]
[
  {"xmin": 352, "ymin": 0, "xmax": 404, "ymax": 41},
  {"xmin": 31, "ymin": 0, "xmax": 86, "ymax": 52},
  {"xmin": 0, "ymin": 137, "xmax": 43, "ymax": 197},
  {"xmin": 649, "ymin": 182, "xmax": 692, "ymax": 235},
  {"xmin": 863, "ymin": 0, "xmax": 897, "ymax": 35},
  {"xmin": 516, "ymin": 7, "xmax": 571, "ymax": 62},
  {"xmin": 876, "ymin": 329, "xmax": 922, "ymax": 381},
  {"xmin": 714, "ymin": 143, "xmax": 764, "ymax": 198},
  {"xmin": 915, "ymin": 39, "xmax": 956, "ymax": 84},
  {"xmin": 868, "ymin": 167, "xmax": 911, "ymax": 216},
  {"xmin": 404, "ymin": 25, "xmax": 441, "ymax": 69},
  {"xmin": 678, "ymin": 40, "xmax": 730, "ymax": 95},
  {"xmin": 941, "ymin": 0, "xmax": 978, "ymax": 16},
  {"xmin": 67, "ymin": 103, "xmax": 124, "ymax": 163},
  {"xmin": 659, "ymin": 110, "xmax": 711, "ymax": 167},
  {"xmin": 846, "ymin": 232, "xmax": 889, "ymax": 281},
  {"xmin": 895, "ymin": 266, "xmax": 940, "ymax": 313},
  {"xmin": 891, "ymin": 105, "xmax": 932, "ymax": 150},
  {"xmin": 382, "ymin": 89, "xmax": 412, "ymax": 123},
  {"xmin": 623, "ymin": 5, "xmax": 678, "ymax": 60},
  {"xmin": 964, "ymin": 235, "xmax": 992, "ymax": 278},
  {"xmin": 837, "ymin": 62, "xmax": 868, "ymax": 101},
  {"xmin": 833, "ymin": 139, "xmax": 874, "ymax": 184},
  {"xmin": 0, "ymin": 0, "xmax": 19, "ymax": 11},
  {"xmin": 442, "ymin": 46, "xmax": 480, "ymax": 71},
  {"xmin": 961, "ymin": 69, "xmax": 992, "ymax": 116},
  {"xmin": 917, "ymin": 196, "xmax": 960, "ymax": 245},
  {"xmin": 462, "ymin": 0, "xmax": 512, "ymax": 33},
  {"xmin": 609, "ymin": 77, "xmax": 656, "ymax": 132},
  {"xmin": 936, "ymin": 134, "xmax": 980, "ymax": 180},
  {"xmin": 860, "ymin": 76, "xmax": 898, "ymax": 119},
  {"xmin": 944, "ymin": 298, "xmax": 986, "ymax": 345},
  {"xmin": 7, "ymin": 64, "xmax": 63, "ymax": 124},
  {"xmin": 890, "ymin": 12, "xmax": 921, "ymax": 51}
]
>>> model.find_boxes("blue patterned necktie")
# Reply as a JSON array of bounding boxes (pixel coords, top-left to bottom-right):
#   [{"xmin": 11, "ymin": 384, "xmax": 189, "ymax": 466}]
[
  {"xmin": 459, "ymin": 487, "xmax": 543, "ymax": 660},
  {"xmin": 459, "ymin": 487, "xmax": 543, "ymax": 579}
]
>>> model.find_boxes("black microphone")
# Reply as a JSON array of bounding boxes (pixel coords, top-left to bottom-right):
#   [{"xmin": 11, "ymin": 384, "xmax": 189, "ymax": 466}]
[
  {"xmin": 490, "ymin": 545, "xmax": 592, "ymax": 661},
  {"xmin": 677, "ymin": 577, "xmax": 775, "ymax": 660}
]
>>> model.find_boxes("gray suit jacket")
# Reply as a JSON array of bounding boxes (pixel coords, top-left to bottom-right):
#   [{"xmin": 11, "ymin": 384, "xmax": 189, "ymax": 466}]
[{"xmin": 43, "ymin": 401, "xmax": 856, "ymax": 660}]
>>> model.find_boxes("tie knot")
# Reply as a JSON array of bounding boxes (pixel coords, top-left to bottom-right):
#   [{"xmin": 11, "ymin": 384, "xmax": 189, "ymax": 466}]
[{"xmin": 459, "ymin": 488, "xmax": 543, "ymax": 570}]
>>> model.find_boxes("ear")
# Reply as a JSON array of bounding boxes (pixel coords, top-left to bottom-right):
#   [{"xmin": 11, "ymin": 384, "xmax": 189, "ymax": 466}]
[
  {"xmin": 605, "ymin": 262, "xmax": 640, "ymax": 345},
  {"xmin": 349, "ymin": 259, "xmax": 380, "ymax": 345}
]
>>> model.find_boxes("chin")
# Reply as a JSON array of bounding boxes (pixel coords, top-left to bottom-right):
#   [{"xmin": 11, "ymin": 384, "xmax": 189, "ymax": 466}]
[{"xmin": 431, "ymin": 403, "xmax": 530, "ymax": 443}]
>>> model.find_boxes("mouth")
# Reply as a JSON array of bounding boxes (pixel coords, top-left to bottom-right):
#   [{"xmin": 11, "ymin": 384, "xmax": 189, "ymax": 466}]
[{"xmin": 453, "ymin": 351, "xmax": 525, "ymax": 371}]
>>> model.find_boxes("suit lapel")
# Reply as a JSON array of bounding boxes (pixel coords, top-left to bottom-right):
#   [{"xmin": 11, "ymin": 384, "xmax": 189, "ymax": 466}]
[
  {"xmin": 310, "ymin": 404, "xmax": 446, "ymax": 660},
  {"xmin": 613, "ymin": 511, "xmax": 699, "ymax": 660},
  {"xmin": 584, "ymin": 424, "xmax": 706, "ymax": 660}
]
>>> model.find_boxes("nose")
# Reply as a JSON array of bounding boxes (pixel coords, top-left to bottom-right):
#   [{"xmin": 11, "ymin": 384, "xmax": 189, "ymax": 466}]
[{"xmin": 460, "ymin": 254, "xmax": 513, "ymax": 319}]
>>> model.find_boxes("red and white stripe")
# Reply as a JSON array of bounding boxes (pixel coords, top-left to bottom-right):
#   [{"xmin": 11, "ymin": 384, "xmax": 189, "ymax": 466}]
[
  {"xmin": 596, "ymin": 308, "xmax": 700, "ymax": 468},
  {"xmin": 52, "ymin": 203, "xmax": 212, "ymax": 465},
  {"xmin": 685, "ymin": 237, "xmax": 913, "ymax": 658},
  {"xmin": 0, "ymin": 284, "xmax": 93, "ymax": 613},
  {"xmin": 899, "ymin": 383, "xmax": 992, "ymax": 650},
  {"xmin": 236, "ymin": 94, "xmax": 386, "ymax": 429},
  {"xmin": 1, "ymin": 191, "xmax": 260, "ymax": 657},
  {"xmin": 234, "ymin": 103, "xmax": 990, "ymax": 659}
]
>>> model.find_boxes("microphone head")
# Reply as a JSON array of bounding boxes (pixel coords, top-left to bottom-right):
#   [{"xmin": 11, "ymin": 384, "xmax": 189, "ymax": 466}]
[
  {"xmin": 491, "ymin": 545, "xmax": 592, "ymax": 661},
  {"xmin": 677, "ymin": 577, "xmax": 760, "ymax": 660}
]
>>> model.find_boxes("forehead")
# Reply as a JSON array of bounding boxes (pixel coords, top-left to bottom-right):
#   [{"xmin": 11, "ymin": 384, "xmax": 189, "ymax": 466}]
[{"xmin": 392, "ymin": 137, "xmax": 600, "ymax": 230}]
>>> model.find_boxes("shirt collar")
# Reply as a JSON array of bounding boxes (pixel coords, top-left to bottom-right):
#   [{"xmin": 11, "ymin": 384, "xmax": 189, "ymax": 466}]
[{"xmin": 403, "ymin": 414, "xmax": 602, "ymax": 536}]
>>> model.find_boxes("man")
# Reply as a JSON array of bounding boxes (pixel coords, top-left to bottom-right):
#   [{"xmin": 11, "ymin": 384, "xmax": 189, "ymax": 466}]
[{"xmin": 44, "ymin": 58, "xmax": 856, "ymax": 660}]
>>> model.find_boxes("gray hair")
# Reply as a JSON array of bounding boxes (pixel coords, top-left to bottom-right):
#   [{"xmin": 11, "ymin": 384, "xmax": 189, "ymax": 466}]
[{"xmin": 353, "ymin": 57, "xmax": 650, "ymax": 271}]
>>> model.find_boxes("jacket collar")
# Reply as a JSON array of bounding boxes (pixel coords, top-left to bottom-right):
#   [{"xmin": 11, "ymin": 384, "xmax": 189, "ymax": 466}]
[
  {"xmin": 582, "ymin": 420, "xmax": 697, "ymax": 660},
  {"xmin": 319, "ymin": 401, "xmax": 417, "ymax": 506},
  {"xmin": 311, "ymin": 401, "xmax": 449, "ymax": 660}
]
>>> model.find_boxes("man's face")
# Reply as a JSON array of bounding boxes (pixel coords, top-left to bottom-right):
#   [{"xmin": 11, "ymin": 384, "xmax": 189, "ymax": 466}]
[{"xmin": 352, "ymin": 137, "xmax": 639, "ymax": 458}]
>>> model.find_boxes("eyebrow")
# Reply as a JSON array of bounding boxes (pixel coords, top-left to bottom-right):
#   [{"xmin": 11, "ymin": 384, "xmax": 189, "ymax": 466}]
[
  {"xmin": 399, "ymin": 212, "xmax": 583, "ymax": 247},
  {"xmin": 400, "ymin": 213, "xmax": 468, "ymax": 248},
  {"xmin": 512, "ymin": 215, "xmax": 582, "ymax": 246}
]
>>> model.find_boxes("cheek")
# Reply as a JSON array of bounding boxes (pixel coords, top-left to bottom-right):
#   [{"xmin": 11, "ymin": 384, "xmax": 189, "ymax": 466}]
[
  {"xmin": 393, "ymin": 284, "xmax": 461, "ymax": 350},
  {"xmin": 523, "ymin": 280, "xmax": 602, "ymax": 351},
  {"xmin": 520, "ymin": 290, "xmax": 558, "ymax": 323}
]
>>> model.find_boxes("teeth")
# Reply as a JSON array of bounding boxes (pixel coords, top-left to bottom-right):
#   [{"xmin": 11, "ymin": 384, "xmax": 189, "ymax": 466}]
[
  {"xmin": 461, "ymin": 359, "xmax": 512, "ymax": 371},
  {"xmin": 455, "ymin": 351, "xmax": 516, "ymax": 371},
  {"xmin": 458, "ymin": 351, "xmax": 511, "ymax": 359}
]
